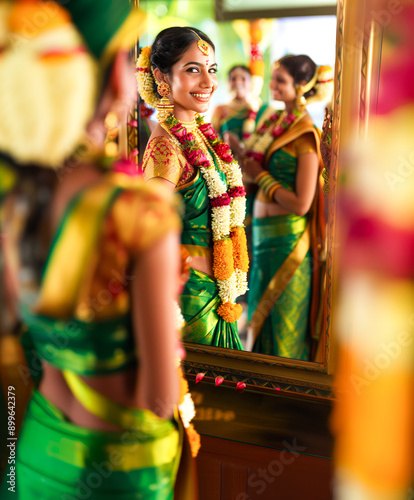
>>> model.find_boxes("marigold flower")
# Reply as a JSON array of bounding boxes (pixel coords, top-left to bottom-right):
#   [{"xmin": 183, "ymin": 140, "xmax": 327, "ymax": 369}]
[
  {"xmin": 177, "ymin": 365, "xmax": 199, "ymax": 457},
  {"xmin": 187, "ymin": 423, "xmax": 201, "ymax": 457},
  {"xmin": 231, "ymin": 227, "xmax": 249, "ymax": 272},
  {"xmin": 213, "ymin": 239, "xmax": 234, "ymax": 280},
  {"xmin": 141, "ymin": 46, "xmax": 151, "ymax": 58},
  {"xmin": 217, "ymin": 302, "xmax": 243, "ymax": 322}
]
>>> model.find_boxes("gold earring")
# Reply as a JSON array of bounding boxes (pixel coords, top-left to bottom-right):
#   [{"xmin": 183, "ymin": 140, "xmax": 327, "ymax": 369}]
[
  {"xmin": 156, "ymin": 81, "xmax": 174, "ymax": 122},
  {"xmin": 295, "ymin": 85, "xmax": 306, "ymax": 109}
]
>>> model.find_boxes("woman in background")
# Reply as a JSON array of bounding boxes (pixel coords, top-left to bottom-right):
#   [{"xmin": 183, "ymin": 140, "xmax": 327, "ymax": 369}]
[
  {"xmin": 137, "ymin": 27, "xmax": 249, "ymax": 349},
  {"xmin": 235, "ymin": 55, "xmax": 332, "ymax": 359},
  {"xmin": 211, "ymin": 65, "xmax": 259, "ymax": 317},
  {"xmin": 211, "ymin": 65, "xmax": 257, "ymax": 141},
  {"xmin": 0, "ymin": 1, "xmax": 195, "ymax": 498}
]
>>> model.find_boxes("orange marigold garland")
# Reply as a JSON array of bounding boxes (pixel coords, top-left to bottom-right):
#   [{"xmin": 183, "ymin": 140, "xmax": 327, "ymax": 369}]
[
  {"xmin": 177, "ymin": 366, "xmax": 200, "ymax": 457},
  {"xmin": 186, "ymin": 423, "xmax": 201, "ymax": 457},
  {"xmin": 213, "ymin": 238, "xmax": 234, "ymax": 280},
  {"xmin": 176, "ymin": 305, "xmax": 200, "ymax": 457},
  {"xmin": 217, "ymin": 302, "xmax": 243, "ymax": 323},
  {"xmin": 231, "ymin": 227, "xmax": 249, "ymax": 273}
]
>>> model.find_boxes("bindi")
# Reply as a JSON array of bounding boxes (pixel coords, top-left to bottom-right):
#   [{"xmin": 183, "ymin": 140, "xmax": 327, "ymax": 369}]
[{"xmin": 206, "ymin": 60, "xmax": 209, "ymax": 66}]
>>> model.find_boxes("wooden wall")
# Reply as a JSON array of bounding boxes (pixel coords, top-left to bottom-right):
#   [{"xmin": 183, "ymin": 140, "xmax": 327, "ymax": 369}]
[{"xmin": 190, "ymin": 381, "xmax": 334, "ymax": 499}]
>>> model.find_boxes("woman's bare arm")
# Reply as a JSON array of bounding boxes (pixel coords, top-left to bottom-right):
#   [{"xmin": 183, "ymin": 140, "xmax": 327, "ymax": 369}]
[
  {"xmin": 244, "ymin": 151, "xmax": 319, "ymax": 216},
  {"xmin": 272, "ymin": 151, "xmax": 319, "ymax": 216},
  {"xmin": 131, "ymin": 231, "xmax": 180, "ymax": 419}
]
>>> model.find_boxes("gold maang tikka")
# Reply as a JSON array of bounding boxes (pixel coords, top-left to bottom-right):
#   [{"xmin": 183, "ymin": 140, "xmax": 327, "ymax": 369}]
[{"xmin": 188, "ymin": 29, "xmax": 209, "ymax": 56}]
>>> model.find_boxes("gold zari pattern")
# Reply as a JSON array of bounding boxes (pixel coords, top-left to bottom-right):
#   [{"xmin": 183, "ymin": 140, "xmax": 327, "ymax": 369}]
[{"xmin": 142, "ymin": 136, "xmax": 195, "ymax": 187}]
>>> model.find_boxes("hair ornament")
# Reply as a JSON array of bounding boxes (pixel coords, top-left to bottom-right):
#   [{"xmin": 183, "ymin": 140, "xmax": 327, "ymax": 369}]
[
  {"xmin": 305, "ymin": 65, "xmax": 334, "ymax": 105},
  {"xmin": 272, "ymin": 55, "xmax": 292, "ymax": 71},
  {"xmin": 295, "ymin": 67, "xmax": 319, "ymax": 109},
  {"xmin": 188, "ymin": 29, "xmax": 210, "ymax": 56},
  {"xmin": 0, "ymin": 0, "xmax": 98, "ymax": 168},
  {"xmin": 300, "ymin": 67, "xmax": 319, "ymax": 95},
  {"xmin": 136, "ymin": 45, "xmax": 159, "ymax": 109}
]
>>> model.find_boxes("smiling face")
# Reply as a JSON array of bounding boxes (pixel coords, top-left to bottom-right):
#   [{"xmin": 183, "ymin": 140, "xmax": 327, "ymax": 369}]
[
  {"xmin": 229, "ymin": 67, "xmax": 251, "ymax": 100},
  {"xmin": 269, "ymin": 64, "xmax": 297, "ymax": 106},
  {"xmin": 166, "ymin": 41, "xmax": 218, "ymax": 121}
]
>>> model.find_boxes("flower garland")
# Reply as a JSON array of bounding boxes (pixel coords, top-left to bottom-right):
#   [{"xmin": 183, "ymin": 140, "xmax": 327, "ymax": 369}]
[
  {"xmin": 178, "ymin": 366, "xmax": 200, "ymax": 457},
  {"xmin": 242, "ymin": 108, "xmax": 258, "ymax": 140},
  {"xmin": 174, "ymin": 299, "xmax": 200, "ymax": 457},
  {"xmin": 164, "ymin": 114, "xmax": 249, "ymax": 323},
  {"xmin": 136, "ymin": 46, "xmax": 159, "ymax": 110},
  {"xmin": 244, "ymin": 108, "xmax": 303, "ymax": 163}
]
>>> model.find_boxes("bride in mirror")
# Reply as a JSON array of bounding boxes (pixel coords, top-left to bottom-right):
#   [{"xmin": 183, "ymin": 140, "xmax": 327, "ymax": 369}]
[
  {"xmin": 230, "ymin": 55, "xmax": 333, "ymax": 359},
  {"xmin": 137, "ymin": 27, "xmax": 248, "ymax": 350}
]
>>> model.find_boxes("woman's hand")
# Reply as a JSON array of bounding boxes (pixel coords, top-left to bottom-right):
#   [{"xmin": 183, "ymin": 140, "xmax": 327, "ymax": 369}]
[
  {"xmin": 223, "ymin": 131, "xmax": 245, "ymax": 161},
  {"xmin": 242, "ymin": 157, "xmax": 264, "ymax": 183}
]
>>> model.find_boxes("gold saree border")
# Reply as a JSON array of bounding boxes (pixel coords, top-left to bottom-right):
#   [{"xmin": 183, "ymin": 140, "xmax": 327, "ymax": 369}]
[
  {"xmin": 35, "ymin": 182, "xmax": 119, "ymax": 318},
  {"xmin": 249, "ymin": 223, "xmax": 311, "ymax": 345},
  {"xmin": 62, "ymin": 370, "xmax": 181, "ymax": 470}
]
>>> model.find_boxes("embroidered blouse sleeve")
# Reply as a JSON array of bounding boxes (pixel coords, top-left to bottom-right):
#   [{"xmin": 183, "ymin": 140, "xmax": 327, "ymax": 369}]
[
  {"xmin": 112, "ymin": 187, "xmax": 182, "ymax": 255},
  {"xmin": 294, "ymin": 132, "xmax": 317, "ymax": 156},
  {"xmin": 142, "ymin": 136, "xmax": 183, "ymax": 186}
]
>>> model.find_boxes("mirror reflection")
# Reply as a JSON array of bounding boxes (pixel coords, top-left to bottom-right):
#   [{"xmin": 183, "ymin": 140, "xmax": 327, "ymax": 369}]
[{"xmin": 137, "ymin": 3, "xmax": 336, "ymax": 363}]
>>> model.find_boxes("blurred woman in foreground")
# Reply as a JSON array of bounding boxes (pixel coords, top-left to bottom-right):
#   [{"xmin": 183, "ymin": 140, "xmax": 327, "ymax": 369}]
[{"xmin": 0, "ymin": 1, "xmax": 195, "ymax": 498}]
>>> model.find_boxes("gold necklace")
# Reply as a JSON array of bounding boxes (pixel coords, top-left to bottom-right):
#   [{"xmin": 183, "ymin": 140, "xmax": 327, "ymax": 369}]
[{"xmin": 176, "ymin": 118, "xmax": 197, "ymax": 130}]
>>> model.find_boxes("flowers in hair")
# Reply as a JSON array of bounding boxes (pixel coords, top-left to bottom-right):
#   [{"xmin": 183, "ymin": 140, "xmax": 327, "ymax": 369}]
[{"xmin": 136, "ymin": 46, "xmax": 159, "ymax": 110}]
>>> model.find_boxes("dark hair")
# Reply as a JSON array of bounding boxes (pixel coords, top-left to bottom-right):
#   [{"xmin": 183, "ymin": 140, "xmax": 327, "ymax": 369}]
[
  {"xmin": 0, "ymin": 157, "xmax": 57, "ymax": 285},
  {"xmin": 279, "ymin": 55, "xmax": 317, "ymax": 98},
  {"xmin": 228, "ymin": 65, "xmax": 251, "ymax": 79},
  {"xmin": 150, "ymin": 27, "xmax": 215, "ymax": 98}
]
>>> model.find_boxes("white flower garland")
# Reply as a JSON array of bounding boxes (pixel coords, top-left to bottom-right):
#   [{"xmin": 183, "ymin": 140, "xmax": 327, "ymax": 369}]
[
  {"xmin": 195, "ymin": 139, "xmax": 248, "ymax": 300},
  {"xmin": 136, "ymin": 41, "xmax": 249, "ymax": 319},
  {"xmin": 163, "ymin": 124, "xmax": 248, "ymax": 303},
  {"xmin": 174, "ymin": 299, "xmax": 197, "ymax": 429},
  {"xmin": 178, "ymin": 392, "xmax": 196, "ymax": 428}
]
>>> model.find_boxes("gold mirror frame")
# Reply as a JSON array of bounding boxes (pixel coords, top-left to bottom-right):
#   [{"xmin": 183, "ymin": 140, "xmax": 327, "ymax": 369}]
[
  {"xmin": 180, "ymin": 2, "xmax": 346, "ymax": 401},
  {"xmin": 130, "ymin": 0, "xmax": 382, "ymax": 400},
  {"xmin": 215, "ymin": 0, "xmax": 337, "ymax": 20}
]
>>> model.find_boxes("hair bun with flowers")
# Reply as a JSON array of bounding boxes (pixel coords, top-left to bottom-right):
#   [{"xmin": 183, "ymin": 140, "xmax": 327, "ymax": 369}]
[
  {"xmin": 305, "ymin": 65, "xmax": 334, "ymax": 105},
  {"xmin": 136, "ymin": 46, "xmax": 159, "ymax": 109}
]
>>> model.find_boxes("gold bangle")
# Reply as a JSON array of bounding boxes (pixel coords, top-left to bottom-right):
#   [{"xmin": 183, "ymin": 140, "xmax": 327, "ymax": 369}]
[
  {"xmin": 268, "ymin": 183, "xmax": 282, "ymax": 201},
  {"xmin": 254, "ymin": 170, "xmax": 268, "ymax": 184}
]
